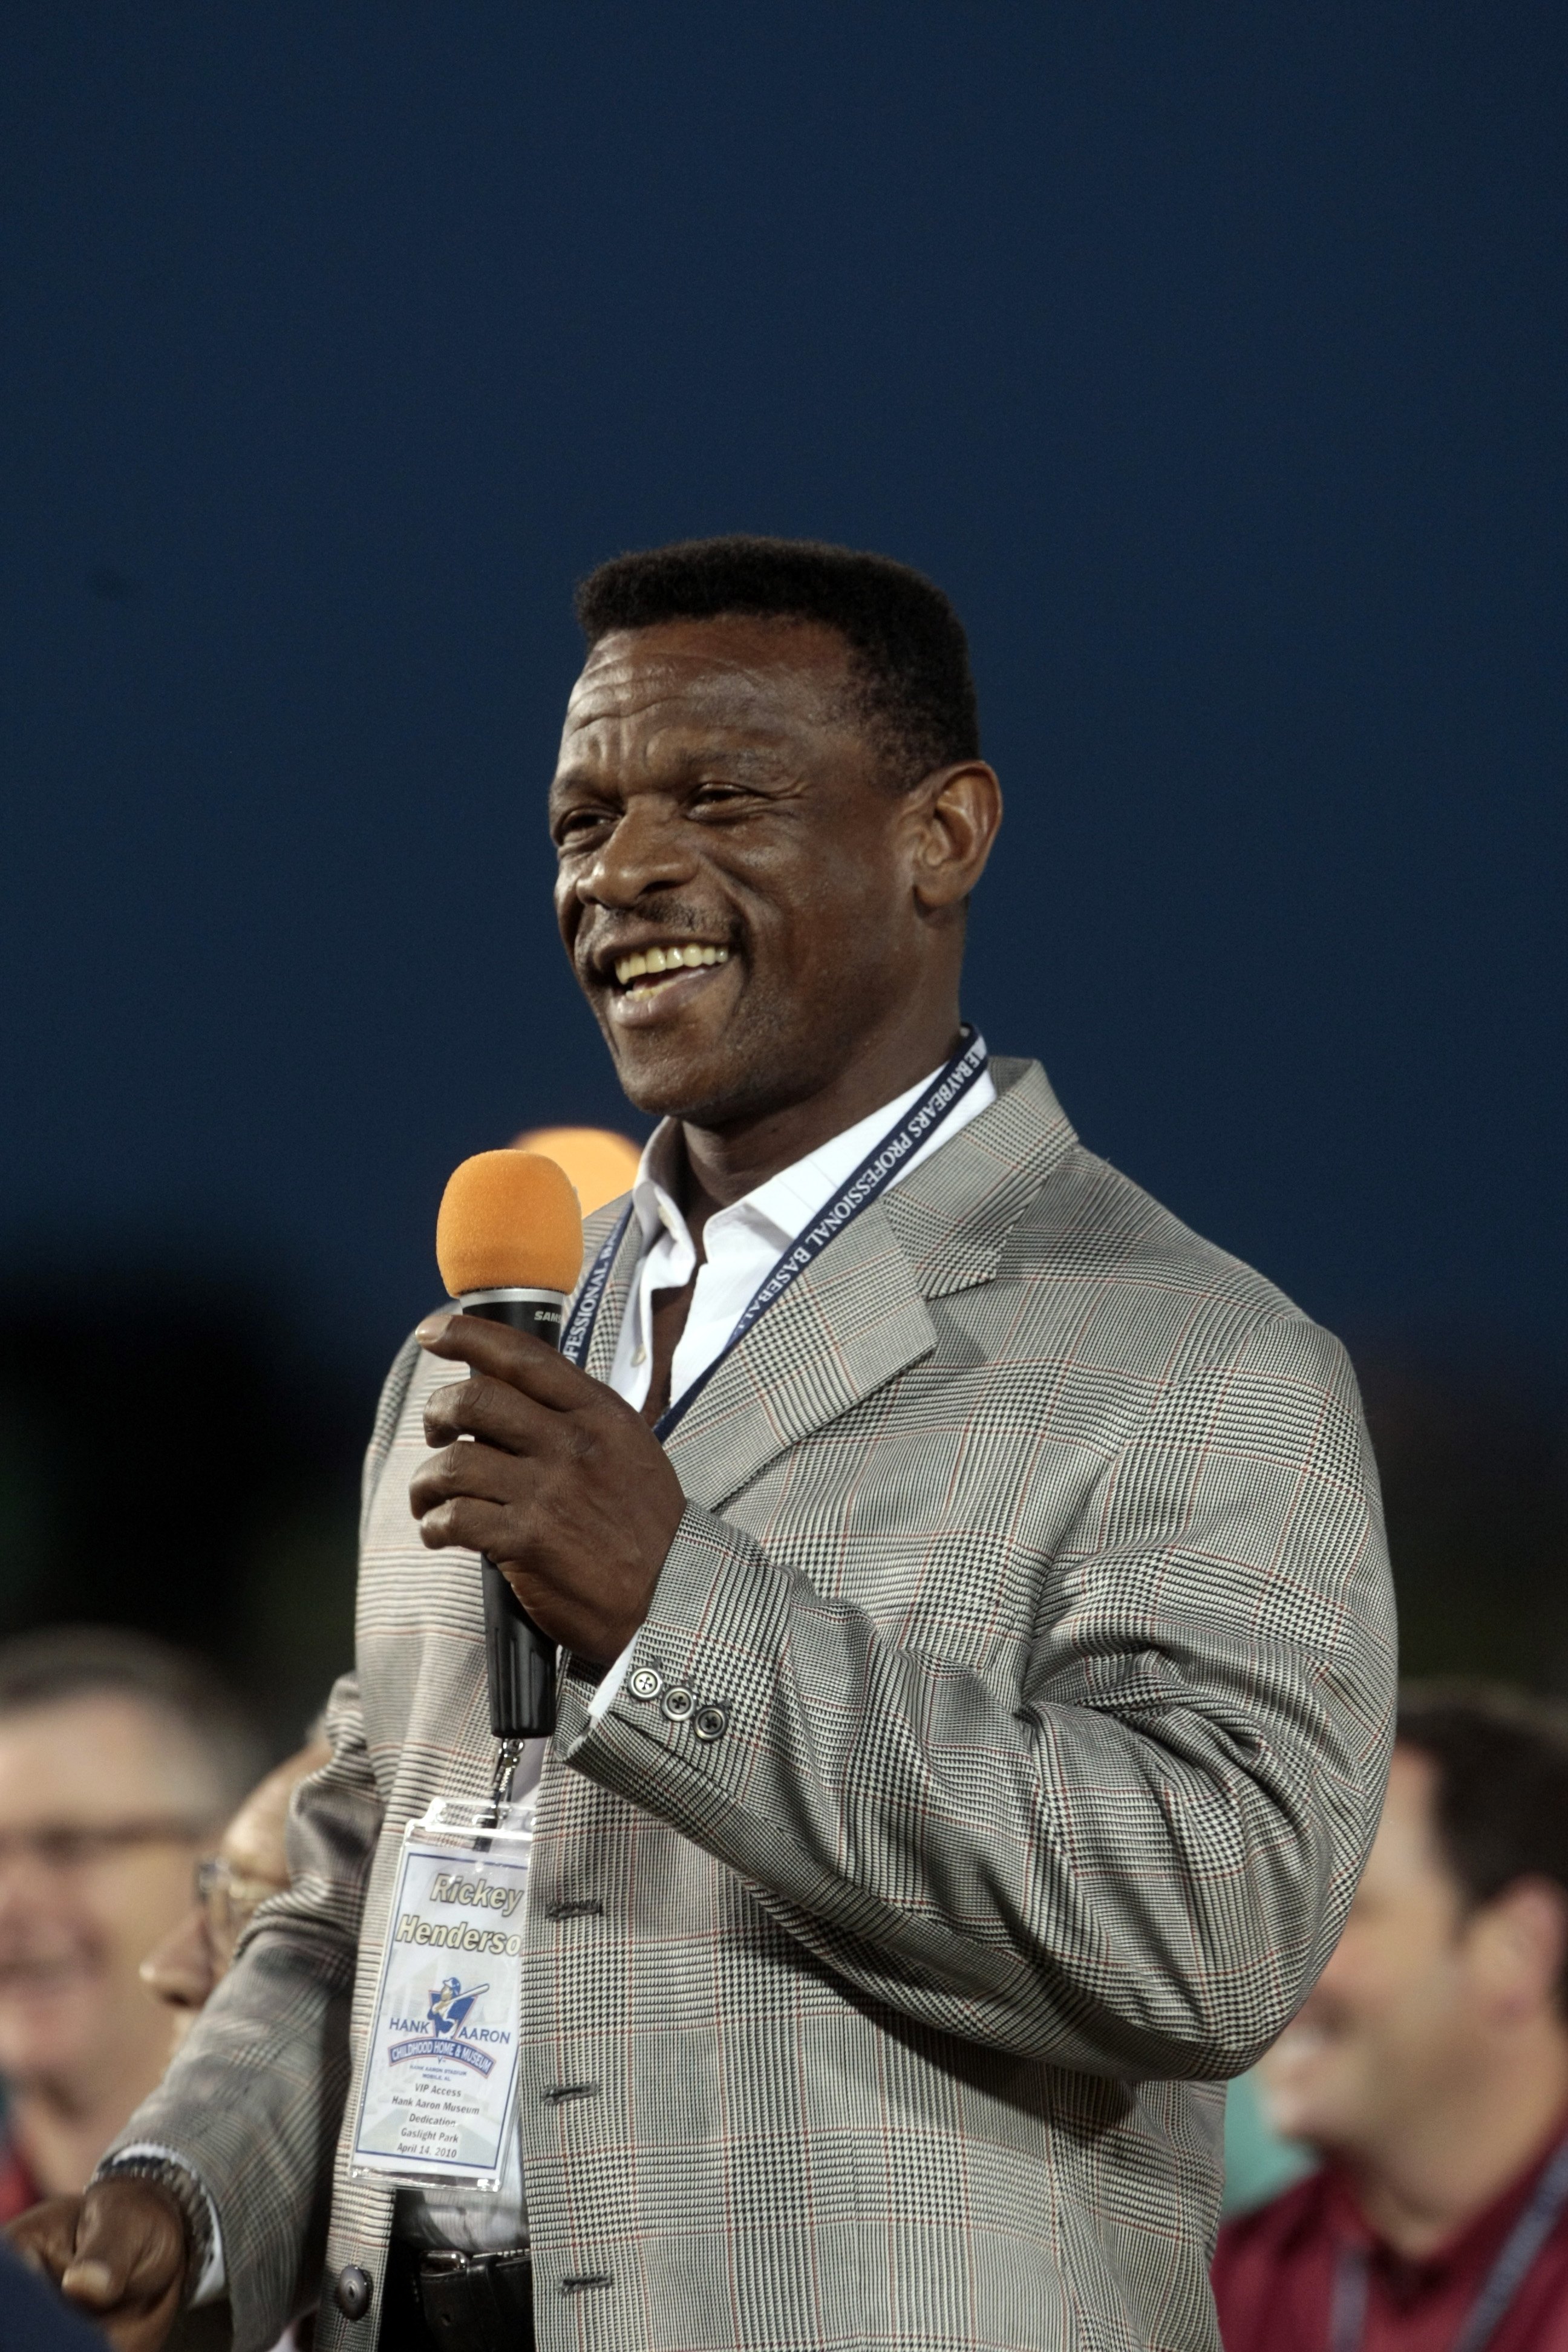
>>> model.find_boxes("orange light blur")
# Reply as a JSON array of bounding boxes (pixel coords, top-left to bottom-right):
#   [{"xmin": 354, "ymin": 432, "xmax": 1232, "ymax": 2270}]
[{"xmin": 510, "ymin": 1126, "xmax": 642, "ymax": 1217}]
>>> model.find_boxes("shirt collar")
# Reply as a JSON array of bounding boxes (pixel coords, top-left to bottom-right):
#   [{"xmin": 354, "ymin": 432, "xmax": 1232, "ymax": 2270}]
[{"xmin": 629, "ymin": 1059, "xmax": 964, "ymax": 1262}]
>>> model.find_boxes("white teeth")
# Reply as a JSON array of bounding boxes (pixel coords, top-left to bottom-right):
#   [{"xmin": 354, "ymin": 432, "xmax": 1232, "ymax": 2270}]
[{"xmin": 613, "ymin": 943, "xmax": 730, "ymax": 987}]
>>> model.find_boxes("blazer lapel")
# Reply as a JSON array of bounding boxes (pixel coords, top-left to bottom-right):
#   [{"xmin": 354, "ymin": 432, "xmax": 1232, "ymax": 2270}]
[
  {"xmin": 879, "ymin": 1055, "xmax": 1076, "ymax": 1294},
  {"xmin": 574, "ymin": 1197, "xmax": 644, "ymax": 1385},
  {"xmin": 664, "ymin": 1056, "xmax": 1076, "ymax": 1511},
  {"xmin": 664, "ymin": 1193, "xmax": 939, "ymax": 1509}
]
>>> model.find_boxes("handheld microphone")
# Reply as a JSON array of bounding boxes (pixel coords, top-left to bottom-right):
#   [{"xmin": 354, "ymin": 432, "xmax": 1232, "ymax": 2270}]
[{"xmin": 436, "ymin": 1149, "xmax": 585, "ymax": 1743}]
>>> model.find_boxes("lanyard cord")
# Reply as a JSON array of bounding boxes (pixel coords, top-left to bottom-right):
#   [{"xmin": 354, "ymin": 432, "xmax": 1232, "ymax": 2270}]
[
  {"xmin": 1329, "ymin": 2135, "xmax": 1568, "ymax": 2352},
  {"xmin": 561, "ymin": 1027, "xmax": 991, "ymax": 1437}
]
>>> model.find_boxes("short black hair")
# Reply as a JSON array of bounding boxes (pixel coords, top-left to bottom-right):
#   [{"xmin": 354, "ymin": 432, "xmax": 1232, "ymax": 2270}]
[
  {"xmin": 0, "ymin": 1624, "xmax": 264, "ymax": 1818},
  {"xmin": 574, "ymin": 535, "xmax": 980, "ymax": 788},
  {"xmin": 1397, "ymin": 1682, "xmax": 1568, "ymax": 1931}
]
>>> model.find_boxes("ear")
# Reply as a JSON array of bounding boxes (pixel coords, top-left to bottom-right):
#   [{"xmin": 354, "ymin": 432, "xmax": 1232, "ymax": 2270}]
[
  {"xmin": 1471, "ymin": 1877, "xmax": 1568, "ymax": 2024},
  {"xmin": 906, "ymin": 762, "xmax": 1004, "ymax": 914}
]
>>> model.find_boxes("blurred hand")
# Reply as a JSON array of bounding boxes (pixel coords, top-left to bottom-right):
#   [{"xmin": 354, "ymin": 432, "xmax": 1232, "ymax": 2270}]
[
  {"xmin": 8, "ymin": 2179, "xmax": 189, "ymax": 2352},
  {"xmin": 411, "ymin": 1311, "xmax": 688, "ymax": 1664}
]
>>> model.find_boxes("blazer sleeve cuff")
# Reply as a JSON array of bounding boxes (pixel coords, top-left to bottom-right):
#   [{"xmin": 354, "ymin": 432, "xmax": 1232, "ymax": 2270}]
[{"xmin": 555, "ymin": 1501, "xmax": 789, "ymax": 1809}]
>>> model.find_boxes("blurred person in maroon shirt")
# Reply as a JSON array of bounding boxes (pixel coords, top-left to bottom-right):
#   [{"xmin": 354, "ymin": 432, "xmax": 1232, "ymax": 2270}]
[
  {"xmin": 1215, "ymin": 1685, "xmax": 1568, "ymax": 2352},
  {"xmin": 0, "ymin": 1630, "xmax": 258, "ymax": 2224}
]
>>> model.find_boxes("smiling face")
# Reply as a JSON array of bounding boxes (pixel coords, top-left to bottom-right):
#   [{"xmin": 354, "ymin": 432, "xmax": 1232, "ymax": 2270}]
[
  {"xmin": 0, "ymin": 1696, "xmax": 212, "ymax": 2099},
  {"xmin": 550, "ymin": 616, "xmax": 993, "ymax": 1140}
]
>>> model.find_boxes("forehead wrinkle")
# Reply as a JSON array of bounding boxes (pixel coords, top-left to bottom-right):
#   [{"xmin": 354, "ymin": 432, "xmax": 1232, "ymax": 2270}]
[
  {"xmin": 563, "ymin": 675, "xmax": 816, "ymax": 746},
  {"xmin": 563, "ymin": 623, "xmax": 857, "ymax": 740},
  {"xmin": 552, "ymin": 697, "xmax": 820, "ymax": 811},
  {"xmin": 553, "ymin": 728, "xmax": 794, "ymax": 795}
]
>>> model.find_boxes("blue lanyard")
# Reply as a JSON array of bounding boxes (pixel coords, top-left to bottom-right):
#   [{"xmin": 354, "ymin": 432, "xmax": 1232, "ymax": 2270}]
[
  {"xmin": 560, "ymin": 1027, "xmax": 990, "ymax": 1439},
  {"xmin": 1329, "ymin": 2133, "xmax": 1568, "ymax": 2352}
]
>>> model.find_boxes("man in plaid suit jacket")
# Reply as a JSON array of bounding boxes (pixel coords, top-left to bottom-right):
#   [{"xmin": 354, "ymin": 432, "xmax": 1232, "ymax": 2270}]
[{"xmin": 16, "ymin": 540, "xmax": 1396, "ymax": 2352}]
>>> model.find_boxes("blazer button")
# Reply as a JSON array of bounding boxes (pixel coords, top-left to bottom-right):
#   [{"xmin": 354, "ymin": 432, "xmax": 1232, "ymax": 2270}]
[
  {"xmin": 660, "ymin": 1686, "xmax": 695, "ymax": 1723},
  {"xmin": 628, "ymin": 1666, "xmax": 664, "ymax": 1702},
  {"xmin": 693, "ymin": 1704, "xmax": 729, "ymax": 1741},
  {"xmin": 334, "ymin": 2264, "xmax": 373, "ymax": 2321}
]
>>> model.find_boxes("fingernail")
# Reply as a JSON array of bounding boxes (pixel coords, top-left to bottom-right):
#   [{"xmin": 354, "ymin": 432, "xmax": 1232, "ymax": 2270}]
[
  {"xmin": 62, "ymin": 2259, "xmax": 115, "ymax": 2302},
  {"xmin": 416, "ymin": 1312, "xmax": 454, "ymax": 1346}
]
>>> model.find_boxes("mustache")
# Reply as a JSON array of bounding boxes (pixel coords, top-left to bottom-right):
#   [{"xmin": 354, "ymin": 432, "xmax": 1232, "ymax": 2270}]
[{"xmin": 580, "ymin": 897, "xmax": 729, "ymax": 961}]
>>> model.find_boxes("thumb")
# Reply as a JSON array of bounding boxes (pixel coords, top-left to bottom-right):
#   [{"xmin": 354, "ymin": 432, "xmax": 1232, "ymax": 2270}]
[
  {"xmin": 60, "ymin": 2197, "xmax": 132, "ymax": 2307},
  {"xmin": 59, "ymin": 2254, "xmax": 120, "ymax": 2306}
]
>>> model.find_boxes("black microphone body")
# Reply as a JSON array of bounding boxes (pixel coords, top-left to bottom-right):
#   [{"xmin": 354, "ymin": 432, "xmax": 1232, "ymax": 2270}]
[{"xmin": 460, "ymin": 1288, "xmax": 565, "ymax": 1741}]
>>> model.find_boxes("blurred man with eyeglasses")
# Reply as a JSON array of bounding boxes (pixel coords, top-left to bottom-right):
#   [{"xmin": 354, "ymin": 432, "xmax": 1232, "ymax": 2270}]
[
  {"xmin": 0, "ymin": 1629, "xmax": 260, "ymax": 2219},
  {"xmin": 141, "ymin": 1728, "xmax": 331, "ymax": 2047}
]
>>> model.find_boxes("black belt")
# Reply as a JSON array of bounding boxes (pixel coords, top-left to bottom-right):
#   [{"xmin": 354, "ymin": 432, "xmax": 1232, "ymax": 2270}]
[{"xmin": 379, "ymin": 2239, "xmax": 534, "ymax": 2352}]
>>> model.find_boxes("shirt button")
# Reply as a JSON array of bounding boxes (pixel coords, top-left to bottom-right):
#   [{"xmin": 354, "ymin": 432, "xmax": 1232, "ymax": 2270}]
[
  {"xmin": 628, "ymin": 1667, "xmax": 664, "ymax": 1702},
  {"xmin": 660, "ymin": 1687, "xmax": 696, "ymax": 1723},
  {"xmin": 693, "ymin": 1704, "xmax": 730, "ymax": 1742},
  {"xmin": 631, "ymin": 1344, "xmax": 648, "ymax": 1365}
]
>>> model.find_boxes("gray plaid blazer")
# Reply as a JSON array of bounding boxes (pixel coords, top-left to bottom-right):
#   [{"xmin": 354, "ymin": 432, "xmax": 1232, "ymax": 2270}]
[{"xmin": 116, "ymin": 1057, "xmax": 1396, "ymax": 2352}]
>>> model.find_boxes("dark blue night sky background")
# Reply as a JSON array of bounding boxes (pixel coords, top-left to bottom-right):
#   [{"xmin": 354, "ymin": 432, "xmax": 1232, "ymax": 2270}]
[{"xmin": 1, "ymin": 7, "xmax": 1563, "ymax": 1719}]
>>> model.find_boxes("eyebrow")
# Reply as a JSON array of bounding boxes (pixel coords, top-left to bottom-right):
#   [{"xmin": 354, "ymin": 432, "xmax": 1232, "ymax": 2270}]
[{"xmin": 549, "ymin": 739, "xmax": 795, "ymax": 797}]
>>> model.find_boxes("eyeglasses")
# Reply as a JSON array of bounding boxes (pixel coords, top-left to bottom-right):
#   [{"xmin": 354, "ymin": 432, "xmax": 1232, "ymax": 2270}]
[
  {"xmin": 194, "ymin": 1855, "xmax": 287, "ymax": 1959},
  {"xmin": 0, "ymin": 1818, "xmax": 214, "ymax": 1873}
]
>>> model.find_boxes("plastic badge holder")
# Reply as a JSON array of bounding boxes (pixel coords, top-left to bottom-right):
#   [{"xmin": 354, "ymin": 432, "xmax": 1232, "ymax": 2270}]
[{"xmin": 349, "ymin": 1796, "xmax": 535, "ymax": 2192}]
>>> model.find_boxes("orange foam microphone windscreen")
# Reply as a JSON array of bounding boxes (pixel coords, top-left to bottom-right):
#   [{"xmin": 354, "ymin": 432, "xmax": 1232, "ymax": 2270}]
[{"xmin": 436, "ymin": 1150, "xmax": 585, "ymax": 1299}]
